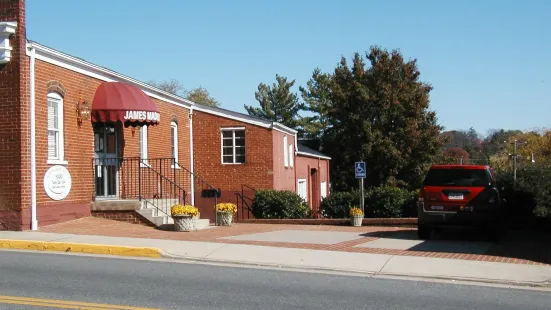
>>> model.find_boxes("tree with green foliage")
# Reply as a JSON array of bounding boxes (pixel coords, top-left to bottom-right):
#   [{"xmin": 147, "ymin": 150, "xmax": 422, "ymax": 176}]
[
  {"xmin": 186, "ymin": 86, "xmax": 220, "ymax": 107},
  {"xmin": 147, "ymin": 79, "xmax": 220, "ymax": 107},
  {"xmin": 440, "ymin": 127, "xmax": 485, "ymax": 163},
  {"xmin": 299, "ymin": 68, "xmax": 333, "ymax": 139},
  {"xmin": 322, "ymin": 46, "xmax": 443, "ymax": 191},
  {"xmin": 482, "ymin": 129, "xmax": 523, "ymax": 158},
  {"xmin": 244, "ymin": 74, "xmax": 304, "ymax": 131}
]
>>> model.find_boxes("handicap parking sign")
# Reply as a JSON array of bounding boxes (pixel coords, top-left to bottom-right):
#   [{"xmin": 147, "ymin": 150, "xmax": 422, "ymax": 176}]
[{"xmin": 355, "ymin": 162, "xmax": 366, "ymax": 179}]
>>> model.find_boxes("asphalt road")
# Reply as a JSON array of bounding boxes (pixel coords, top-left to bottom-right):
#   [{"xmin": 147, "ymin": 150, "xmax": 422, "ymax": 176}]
[{"xmin": 0, "ymin": 251, "xmax": 550, "ymax": 310}]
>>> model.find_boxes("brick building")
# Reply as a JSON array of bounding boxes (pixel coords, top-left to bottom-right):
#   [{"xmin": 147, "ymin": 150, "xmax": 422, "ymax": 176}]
[{"xmin": 0, "ymin": 0, "xmax": 330, "ymax": 231}]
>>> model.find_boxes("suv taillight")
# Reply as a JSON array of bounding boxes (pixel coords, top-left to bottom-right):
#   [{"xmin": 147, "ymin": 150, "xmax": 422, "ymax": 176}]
[{"xmin": 418, "ymin": 188, "xmax": 425, "ymax": 202}]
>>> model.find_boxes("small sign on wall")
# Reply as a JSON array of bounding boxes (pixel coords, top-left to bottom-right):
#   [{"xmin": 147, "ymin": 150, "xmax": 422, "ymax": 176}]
[{"xmin": 44, "ymin": 165, "xmax": 72, "ymax": 200}]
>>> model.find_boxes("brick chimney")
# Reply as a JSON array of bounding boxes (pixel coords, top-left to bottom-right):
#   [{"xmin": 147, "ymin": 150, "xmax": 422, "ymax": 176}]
[{"xmin": 0, "ymin": 0, "xmax": 27, "ymax": 230}]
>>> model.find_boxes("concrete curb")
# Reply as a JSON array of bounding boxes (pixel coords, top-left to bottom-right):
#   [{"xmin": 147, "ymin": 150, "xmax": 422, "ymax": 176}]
[
  {"xmin": 0, "ymin": 239, "xmax": 163, "ymax": 258},
  {"xmin": 158, "ymin": 251, "xmax": 551, "ymax": 289},
  {"xmin": 237, "ymin": 218, "xmax": 417, "ymax": 226}
]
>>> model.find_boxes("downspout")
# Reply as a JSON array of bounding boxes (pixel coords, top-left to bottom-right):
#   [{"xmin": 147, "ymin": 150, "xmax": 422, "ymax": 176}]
[
  {"xmin": 29, "ymin": 44, "xmax": 37, "ymax": 230},
  {"xmin": 294, "ymin": 133, "xmax": 297, "ymax": 192},
  {"xmin": 189, "ymin": 106, "xmax": 195, "ymax": 206}
]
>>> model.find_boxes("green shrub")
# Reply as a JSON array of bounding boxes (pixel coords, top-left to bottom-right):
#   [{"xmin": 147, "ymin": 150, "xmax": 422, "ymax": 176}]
[
  {"xmin": 319, "ymin": 191, "xmax": 359, "ymax": 218},
  {"xmin": 364, "ymin": 186, "xmax": 417, "ymax": 218},
  {"xmin": 320, "ymin": 187, "xmax": 417, "ymax": 218},
  {"xmin": 251, "ymin": 190, "xmax": 310, "ymax": 219},
  {"xmin": 496, "ymin": 165, "xmax": 551, "ymax": 218}
]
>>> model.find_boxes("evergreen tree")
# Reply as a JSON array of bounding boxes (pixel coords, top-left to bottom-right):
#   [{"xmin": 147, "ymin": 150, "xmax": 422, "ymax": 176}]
[
  {"xmin": 323, "ymin": 46, "xmax": 443, "ymax": 190},
  {"xmin": 299, "ymin": 68, "xmax": 332, "ymax": 140},
  {"xmin": 245, "ymin": 74, "xmax": 304, "ymax": 131}
]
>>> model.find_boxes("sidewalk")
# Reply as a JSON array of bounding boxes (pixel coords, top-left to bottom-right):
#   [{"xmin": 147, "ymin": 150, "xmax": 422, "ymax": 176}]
[{"xmin": 1, "ymin": 228, "xmax": 550, "ymax": 287}]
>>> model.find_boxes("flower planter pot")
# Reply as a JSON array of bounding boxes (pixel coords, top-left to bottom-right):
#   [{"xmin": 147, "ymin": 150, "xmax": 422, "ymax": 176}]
[
  {"xmin": 351, "ymin": 215, "xmax": 363, "ymax": 227},
  {"xmin": 216, "ymin": 211, "xmax": 233, "ymax": 226},
  {"xmin": 173, "ymin": 215, "xmax": 194, "ymax": 232}
]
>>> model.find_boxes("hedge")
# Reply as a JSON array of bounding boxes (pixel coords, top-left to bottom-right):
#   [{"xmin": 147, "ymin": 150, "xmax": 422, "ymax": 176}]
[
  {"xmin": 251, "ymin": 190, "xmax": 311, "ymax": 219},
  {"xmin": 320, "ymin": 186, "xmax": 417, "ymax": 219}
]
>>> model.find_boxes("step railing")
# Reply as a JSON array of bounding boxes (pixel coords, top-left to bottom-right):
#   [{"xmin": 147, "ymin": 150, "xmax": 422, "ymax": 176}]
[
  {"xmin": 93, "ymin": 157, "xmax": 219, "ymax": 222},
  {"xmin": 235, "ymin": 184, "xmax": 256, "ymax": 221}
]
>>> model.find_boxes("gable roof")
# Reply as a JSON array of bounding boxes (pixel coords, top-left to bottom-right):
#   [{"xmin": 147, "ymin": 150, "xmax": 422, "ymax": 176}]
[
  {"xmin": 297, "ymin": 143, "xmax": 331, "ymax": 160},
  {"xmin": 26, "ymin": 40, "xmax": 297, "ymax": 135}
]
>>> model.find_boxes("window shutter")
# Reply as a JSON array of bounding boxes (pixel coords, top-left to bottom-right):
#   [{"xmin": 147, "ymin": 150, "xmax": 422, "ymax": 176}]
[
  {"xmin": 283, "ymin": 136, "xmax": 288, "ymax": 166},
  {"xmin": 171, "ymin": 125, "xmax": 175, "ymax": 159},
  {"xmin": 47, "ymin": 131, "xmax": 57, "ymax": 158},
  {"xmin": 47, "ymin": 101, "xmax": 57, "ymax": 159},
  {"xmin": 289, "ymin": 144, "xmax": 294, "ymax": 167},
  {"xmin": 47, "ymin": 101, "xmax": 57, "ymax": 129},
  {"xmin": 297, "ymin": 180, "xmax": 307, "ymax": 201}
]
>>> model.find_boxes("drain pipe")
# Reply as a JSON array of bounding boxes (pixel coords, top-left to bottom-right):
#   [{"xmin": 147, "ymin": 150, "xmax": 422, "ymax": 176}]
[
  {"xmin": 189, "ymin": 106, "xmax": 195, "ymax": 206},
  {"xmin": 29, "ymin": 44, "xmax": 38, "ymax": 230}
]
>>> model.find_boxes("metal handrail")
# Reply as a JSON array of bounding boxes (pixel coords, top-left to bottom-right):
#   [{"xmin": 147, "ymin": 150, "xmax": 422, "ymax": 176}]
[{"xmin": 93, "ymin": 156, "xmax": 219, "ymax": 224}]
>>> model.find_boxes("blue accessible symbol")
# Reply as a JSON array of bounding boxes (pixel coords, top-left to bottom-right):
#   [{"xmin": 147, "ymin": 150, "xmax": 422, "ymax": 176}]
[{"xmin": 355, "ymin": 162, "xmax": 366, "ymax": 179}]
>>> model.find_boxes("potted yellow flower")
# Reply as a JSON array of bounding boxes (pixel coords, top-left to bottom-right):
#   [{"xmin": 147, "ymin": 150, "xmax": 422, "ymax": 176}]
[
  {"xmin": 171, "ymin": 204, "xmax": 198, "ymax": 232},
  {"xmin": 349, "ymin": 207, "xmax": 363, "ymax": 227},
  {"xmin": 215, "ymin": 202, "xmax": 237, "ymax": 226}
]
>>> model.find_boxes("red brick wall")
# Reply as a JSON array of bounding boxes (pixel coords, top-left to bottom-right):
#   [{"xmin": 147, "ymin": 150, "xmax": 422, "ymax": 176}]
[
  {"xmin": 29, "ymin": 59, "xmax": 191, "ymax": 228},
  {"xmin": 272, "ymin": 130, "xmax": 295, "ymax": 191},
  {"xmin": 92, "ymin": 210, "xmax": 155, "ymax": 227},
  {"xmin": 295, "ymin": 155, "xmax": 329, "ymax": 209},
  {"xmin": 192, "ymin": 110, "xmax": 275, "ymax": 219},
  {"xmin": 192, "ymin": 110, "xmax": 274, "ymax": 192},
  {"xmin": 0, "ymin": 0, "xmax": 26, "ymax": 230}
]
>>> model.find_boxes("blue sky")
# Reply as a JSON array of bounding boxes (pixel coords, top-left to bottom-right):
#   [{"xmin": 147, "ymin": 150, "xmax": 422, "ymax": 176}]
[{"xmin": 27, "ymin": 0, "xmax": 550, "ymax": 137}]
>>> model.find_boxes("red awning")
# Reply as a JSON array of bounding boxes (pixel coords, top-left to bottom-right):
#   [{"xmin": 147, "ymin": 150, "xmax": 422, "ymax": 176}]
[{"xmin": 91, "ymin": 82, "xmax": 160, "ymax": 127}]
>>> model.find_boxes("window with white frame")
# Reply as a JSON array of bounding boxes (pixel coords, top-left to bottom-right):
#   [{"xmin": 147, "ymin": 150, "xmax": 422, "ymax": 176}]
[
  {"xmin": 221, "ymin": 128, "xmax": 245, "ymax": 164},
  {"xmin": 139, "ymin": 126, "xmax": 148, "ymax": 165},
  {"xmin": 47, "ymin": 93, "xmax": 64, "ymax": 163},
  {"xmin": 321, "ymin": 181, "xmax": 327, "ymax": 199},
  {"xmin": 170, "ymin": 121, "xmax": 179, "ymax": 167},
  {"xmin": 283, "ymin": 136, "xmax": 289, "ymax": 167},
  {"xmin": 297, "ymin": 179, "xmax": 307, "ymax": 201},
  {"xmin": 288, "ymin": 143, "xmax": 294, "ymax": 167}
]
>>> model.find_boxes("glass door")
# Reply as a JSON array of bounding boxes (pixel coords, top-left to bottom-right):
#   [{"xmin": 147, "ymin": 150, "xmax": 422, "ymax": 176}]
[{"xmin": 94, "ymin": 124, "xmax": 119, "ymax": 199}]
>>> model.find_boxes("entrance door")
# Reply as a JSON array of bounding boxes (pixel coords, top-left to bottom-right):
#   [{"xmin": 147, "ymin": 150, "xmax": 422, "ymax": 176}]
[
  {"xmin": 94, "ymin": 124, "xmax": 119, "ymax": 199},
  {"xmin": 310, "ymin": 168, "xmax": 320, "ymax": 210}
]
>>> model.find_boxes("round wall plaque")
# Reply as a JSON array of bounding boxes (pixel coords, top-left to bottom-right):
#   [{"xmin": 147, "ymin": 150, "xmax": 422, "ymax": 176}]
[{"xmin": 43, "ymin": 165, "xmax": 72, "ymax": 200}]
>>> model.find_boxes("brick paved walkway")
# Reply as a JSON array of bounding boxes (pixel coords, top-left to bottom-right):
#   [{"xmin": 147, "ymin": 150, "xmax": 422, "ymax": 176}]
[{"xmin": 40, "ymin": 217, "xmax": 551, "ymax": 266}]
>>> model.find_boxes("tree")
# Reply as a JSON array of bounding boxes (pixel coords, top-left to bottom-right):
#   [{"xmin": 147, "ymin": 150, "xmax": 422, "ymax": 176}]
[
  {"xmin": 482, "ymin": 129, "xmax": 522, "ymax": 157},
  {"xmin": 299, "ymin": 68, "xmax": 333, "ymax": 139},
  {"xmin": 147, "ymin": 79, "xmax": 220, "ymax": 107},
  {"xmin": 244, "ymin": 74, "xmax": 304, "ymax": 131},
  {"xmin": 443, "ymin": 147, "xmax": 470, "ymax": 164},
  {"xmin": 147, "ymin": 79, "xmax": 186, "ymax": 96},
  {"xmin": 185, "ymin": 86, "xmax": 220, "ymax": 107},
  {"xmin": 323, "ymin": 46, "xmax": 443, "ymax": 190},
  {"xmin": 503, "ymin": 130, "xmax": 551, "ymax": 166},
  {"xmin": 440, "ymin": 128, "xmax": 484, "ymax": 162}
]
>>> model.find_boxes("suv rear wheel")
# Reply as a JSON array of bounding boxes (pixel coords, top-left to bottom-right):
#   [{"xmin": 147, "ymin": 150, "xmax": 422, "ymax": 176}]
[{"xmin": 417, "ymin": 223, "xmax": 431, "ymax": 240}]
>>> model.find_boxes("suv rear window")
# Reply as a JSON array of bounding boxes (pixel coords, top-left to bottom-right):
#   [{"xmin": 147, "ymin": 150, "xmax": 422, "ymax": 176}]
[{"xmin": 423, "ymin": 168, "xmax": 492, "ymax": 187}]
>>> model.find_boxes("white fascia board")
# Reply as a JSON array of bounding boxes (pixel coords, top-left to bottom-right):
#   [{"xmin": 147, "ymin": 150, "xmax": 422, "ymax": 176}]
[
  {"xmin": 296, "ymin": 151, "xmax": 331, "ymax": 160},
  {"xmin": 271, "ymin": 122, "xmax": 298, "ymax": 135},
  {"xmin": 25, "ymin": 41, "xmax": 290, "ymax": 129},
  {"xmin": 193, "ymin": 105, "xmax": 271, "ymax": 129},
  {"xmin": 26, "ymin": 41, "xmax": 193, "ymax": 109}
]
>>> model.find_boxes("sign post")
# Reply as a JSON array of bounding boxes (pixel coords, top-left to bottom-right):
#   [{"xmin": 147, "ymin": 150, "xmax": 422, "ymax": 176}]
[{"xmin": 355, "ymin": 162, "xmax": 366, "ymax": 214}]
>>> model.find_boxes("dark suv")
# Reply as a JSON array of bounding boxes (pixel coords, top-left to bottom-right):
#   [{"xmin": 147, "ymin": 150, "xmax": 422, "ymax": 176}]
[{"xmin": 417, "ymin": 164, "xmax": 506, "ymax": 241}]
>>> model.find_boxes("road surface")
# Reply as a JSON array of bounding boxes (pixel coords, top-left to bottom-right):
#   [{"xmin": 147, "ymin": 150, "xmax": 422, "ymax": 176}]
[{"xmin": 0, "ymin": 250, "xmax": 549, "ymax": 309}]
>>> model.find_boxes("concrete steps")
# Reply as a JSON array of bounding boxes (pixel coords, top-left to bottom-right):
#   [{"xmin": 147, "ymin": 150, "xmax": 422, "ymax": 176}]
[{"xmin": 138, "ymin": 198, "xmax": 211, "ymax": 230}]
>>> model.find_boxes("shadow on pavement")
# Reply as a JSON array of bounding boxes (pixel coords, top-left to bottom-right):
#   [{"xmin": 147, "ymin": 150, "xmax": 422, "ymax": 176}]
[{"xmin": 360, "ymin": 228, "xmax": 551, "ymax": 264}]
